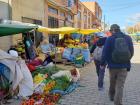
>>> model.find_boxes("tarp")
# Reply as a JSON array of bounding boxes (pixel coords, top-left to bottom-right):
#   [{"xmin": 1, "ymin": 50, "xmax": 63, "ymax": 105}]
[
  {"xmin": 78, "ymin": 29, "xmax": 100, "ymax": 35},
  {"xmin": 37, "ymin": 27, "xmax": 100, "ymax": 35},
  {"xmin": 37, "ymin": 26, "xmax": 79, "ymax": 34},
  {"xmin": 0, "ymin": 23, "xmax": 38, "ymax": 37}
]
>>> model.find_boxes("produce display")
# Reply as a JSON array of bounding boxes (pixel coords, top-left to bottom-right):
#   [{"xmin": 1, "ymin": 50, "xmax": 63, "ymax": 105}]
[
  {"xmin": 67, "ymin": 43, "xmax": 88, "ymax": 49},
  {"xmin": 21, "ymin": 66, "xmax": 71, "ymax": 105}
]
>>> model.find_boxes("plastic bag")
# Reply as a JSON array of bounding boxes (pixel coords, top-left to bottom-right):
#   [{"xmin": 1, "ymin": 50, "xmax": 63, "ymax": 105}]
[
  {"xmin": 17, "ymin": 60, "xmax": 34, "ymax": 97},
  {"xmin": 62, "ymin": 48, "xmax": 72, "ymax": 60},
  {"xmin": 72, "ymin": 48, "xmax": 81, "ymax": 56},
  {"xmin": 0, "ymin": 63, "xmax": 10, "ymax": 90},
  {"xmin": 0, "ymin": 63, "xmax": 11, "ymax": 98},
  {"xmin": 51, "ymin": 71, "xmax": 72, "ymax": 81},
  {"xmin": 82, "ymin": 49, "xmax": 91, "ymax": 62}
]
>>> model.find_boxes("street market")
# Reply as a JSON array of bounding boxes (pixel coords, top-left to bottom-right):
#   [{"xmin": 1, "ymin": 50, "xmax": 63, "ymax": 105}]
[
  {"xmin": 0, "ymin": 20, "xmax": 101, "ymax": 105},
  {"xmin": 0, "ymin": 0, "xmax": 140, "ymax": 105}
]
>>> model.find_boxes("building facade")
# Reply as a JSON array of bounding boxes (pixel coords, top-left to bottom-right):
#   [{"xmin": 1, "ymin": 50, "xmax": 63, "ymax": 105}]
[
  {"xmin": 82, "ymin": 1, "xmax": 102, "ymax": 28},
  {"xmin": 0, "ymin": 0, "xmax": 102, "ymax": 50},
  {"xmin": 74, "ymin": 1, "xmax": 97, "ymax": 29}
]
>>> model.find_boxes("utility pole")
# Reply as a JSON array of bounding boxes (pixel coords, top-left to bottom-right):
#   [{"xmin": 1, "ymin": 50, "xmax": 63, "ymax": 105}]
[{"xmin": 103, "ymin": 15, "xmax": 105, "ymax": 32}]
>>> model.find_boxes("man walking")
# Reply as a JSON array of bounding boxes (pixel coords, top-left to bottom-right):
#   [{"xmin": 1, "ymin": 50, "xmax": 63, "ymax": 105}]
[{"xmin": 101, "ymin": 24, "xmax": 134, "ymax": 105}]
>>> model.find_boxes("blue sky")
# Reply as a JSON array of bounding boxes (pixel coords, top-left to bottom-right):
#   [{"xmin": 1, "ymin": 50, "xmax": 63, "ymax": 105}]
[{"xmin": 80, "ymin": 0, "xmax": 140, "ymax": 29}]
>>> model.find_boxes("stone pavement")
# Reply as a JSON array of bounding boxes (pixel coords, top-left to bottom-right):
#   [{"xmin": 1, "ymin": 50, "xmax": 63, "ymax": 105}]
[{"xmin": 58, "ymin": 44, "xmax": 140, "ymax": 105}]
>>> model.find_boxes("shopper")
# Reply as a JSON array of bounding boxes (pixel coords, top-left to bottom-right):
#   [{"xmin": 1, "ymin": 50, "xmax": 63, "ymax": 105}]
[
  {"xmin": 93, "ymin": 37, "xmax": 106, "ymax": 90},
  {"xmin": 101, "ymin": 24, "xmax": 134, "ymax": 105}
]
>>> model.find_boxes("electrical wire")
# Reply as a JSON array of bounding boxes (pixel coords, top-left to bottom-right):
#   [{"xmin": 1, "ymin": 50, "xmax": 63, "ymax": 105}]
[{"xmin": 108, "ymin": 3, "xmax": 140, "ymax": 12}]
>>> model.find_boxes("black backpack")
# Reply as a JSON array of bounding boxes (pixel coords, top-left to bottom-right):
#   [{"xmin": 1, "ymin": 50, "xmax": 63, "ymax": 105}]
[{"xmin": 112, "ymin": 34, "xmax": 131, "ymax": 63}]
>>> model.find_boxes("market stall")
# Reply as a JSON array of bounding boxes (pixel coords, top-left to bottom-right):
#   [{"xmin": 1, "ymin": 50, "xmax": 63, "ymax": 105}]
[
  {"xmin": 0, "ymin": 21, "xmax": 81, "ymax": 105},
  {"xmin": 37, "ymin": 26, "xmax": 100, "ymax": 66},
  {"xmin": 0, "ymin": 21, "xmax": 38, "ymax": 103}
]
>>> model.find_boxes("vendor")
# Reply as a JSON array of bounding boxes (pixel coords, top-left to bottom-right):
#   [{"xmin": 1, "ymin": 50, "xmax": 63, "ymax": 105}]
[{"xmin": 58, "ymin": 34, "xmax": 74, "ymax": 47}]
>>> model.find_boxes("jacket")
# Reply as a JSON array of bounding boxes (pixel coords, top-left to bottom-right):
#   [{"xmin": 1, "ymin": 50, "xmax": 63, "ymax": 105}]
[
  {"xmin": 101, "ymin": 32, "xmax": 134, "ymax": 71},
  {"xmin": 90, "ymin": 37, "xmax": 107, "ymax": 53}
]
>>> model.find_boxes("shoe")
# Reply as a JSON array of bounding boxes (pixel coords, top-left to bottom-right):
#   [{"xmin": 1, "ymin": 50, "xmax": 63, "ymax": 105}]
[{"xmin": 110, "ymin": 97, "xmax": 114, "ymax": 101}]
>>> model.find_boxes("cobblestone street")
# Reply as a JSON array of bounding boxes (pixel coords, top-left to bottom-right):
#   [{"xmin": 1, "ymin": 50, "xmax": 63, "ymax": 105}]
[{"xmin": 58, "ymin": 44, "xmax": 140, "ymax": 105}]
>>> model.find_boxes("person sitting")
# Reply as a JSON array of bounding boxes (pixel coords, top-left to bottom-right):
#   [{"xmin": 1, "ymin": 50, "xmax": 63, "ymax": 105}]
[
  {"xmin": 58, "ymin": 34, "xmax": 74, "ymax": 47},
  {"xmin": 42, "ymin": 54, "xmax": 53, "ymax": 66}
]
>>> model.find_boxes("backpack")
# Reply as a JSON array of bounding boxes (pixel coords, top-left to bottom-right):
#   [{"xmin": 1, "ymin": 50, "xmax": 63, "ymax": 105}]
[
  {"xmin": 93, "ymin": 46, "xmax": 103, "ymax": 61},
  {"xmin": 112, "ymin": 35, "xmax": 131, "ymax": 63}
]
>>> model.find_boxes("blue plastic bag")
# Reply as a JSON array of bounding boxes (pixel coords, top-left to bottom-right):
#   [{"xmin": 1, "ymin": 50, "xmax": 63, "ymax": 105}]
[
  {"xmin": 82, "ymin": 49, "xmax": 91, "ymax": 62},
  {"xmin": 62, "ymin": 48, "xmax": 72, "ymax": 60}
]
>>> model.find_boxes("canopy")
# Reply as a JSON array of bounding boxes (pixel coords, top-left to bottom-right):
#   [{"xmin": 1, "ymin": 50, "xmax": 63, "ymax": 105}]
[
  {"xmin": 37, "ymin": 26, "xmax": 79, "ymax": 34},
  {"xmin": 0, "ymin": 23, "xmax": 38, "ymax": 37},
  {"xmin": 78, "ymin": 29, "xmax": 100, "ymax": 35},
  {"xmin": 129, "ymin": 33, "xmax": 137, "ymax": 36}
]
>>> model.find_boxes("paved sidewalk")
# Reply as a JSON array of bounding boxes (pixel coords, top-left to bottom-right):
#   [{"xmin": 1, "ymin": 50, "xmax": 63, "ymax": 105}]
[{"xmin": 58, "ymin": 45, "xmax": 140, "ymax": 105}]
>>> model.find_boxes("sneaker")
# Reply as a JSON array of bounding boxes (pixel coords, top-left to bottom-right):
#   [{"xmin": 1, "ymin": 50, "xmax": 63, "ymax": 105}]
[
  {"xmin": 110, "ymin": 97, "xmax": 114, "ymax": 101},
  {"xmin": 108, "ymin": 93, "xmax": 114, "ymax": 101}
]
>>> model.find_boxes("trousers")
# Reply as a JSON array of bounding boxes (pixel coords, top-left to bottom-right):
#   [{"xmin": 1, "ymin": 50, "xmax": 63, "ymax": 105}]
[{"xmin": 109, "ymin": 68, "xmax": 128, "ymax": 105}]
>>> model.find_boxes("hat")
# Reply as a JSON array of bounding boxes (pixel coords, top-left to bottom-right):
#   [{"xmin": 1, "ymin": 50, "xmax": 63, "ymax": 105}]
[
  {"xmin": 110, "ymin": 24, "xmax": 120, "ymax": 31},
  {"xmin": 9, "ymin": 50, "xmax": 18, "ymax": 57}
]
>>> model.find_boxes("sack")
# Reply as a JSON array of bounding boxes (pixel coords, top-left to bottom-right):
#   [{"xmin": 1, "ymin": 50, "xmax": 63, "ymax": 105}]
[
  {"xmin": 93, "ymin": 46, "xmax": 103, "ymax": 61},
  {"xmin": 112, "ymin": 35, "xmax": 131, "ymax": 63}
]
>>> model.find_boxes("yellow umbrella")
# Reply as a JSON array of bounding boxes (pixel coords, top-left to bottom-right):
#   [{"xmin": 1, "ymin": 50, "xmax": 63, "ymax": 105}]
[
  {"xmin": 37, "ymin": 26, "xmax": 79, "ymax": 34},
  {"xmin": 78, "ymin": 29, "xmax": 100, "ymax": 35}
]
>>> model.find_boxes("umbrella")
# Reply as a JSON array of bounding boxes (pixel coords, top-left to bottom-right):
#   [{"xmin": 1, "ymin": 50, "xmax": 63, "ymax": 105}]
[{"xmin": 0, "ymin": 21, "xmax": 38, "ymax": 37}]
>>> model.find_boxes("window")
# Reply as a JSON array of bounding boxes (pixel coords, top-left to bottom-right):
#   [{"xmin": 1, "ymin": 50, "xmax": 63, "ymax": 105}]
[
  {"xmin": 68, "ymin": 14, "xmax": 73, "ymax": 20},
  {"xmin": 48, "ymin": 16, "xmax": 59, "ymax": 44},
  {"xmin": 78, "ymin": 4, "xmax": 81, "ymax": 10},
  {"xmin": 48, "ymin": 6, "xmax": 58, "ymax": 14},
  {"xmin": 49, "ymin": 34, "xmax": 59, "ymax": 45},
  {"xmin": 48, "ymin": 16, "xmax": 59, "ymax": 28},
  {"xmin": 60, "ymin": 11, "xmax": 65, "ymax": 17},
  {"xmin": 68, "ymin": 0, "xmax": 75, "ymax": 7},
  {"xmin": 77, "ymin": 11, "xmax": 81, "ymax": 20},
  {"xmin": 22, "ymin": 17, "xmax": 43, "ymax": 47},
  {"xmin": 66, "ymin": 21, "xmax": 73, "ymax": 27},
  {"xmin": 59, "ymin": 20, "xmax": 65, "ymax": 27},
  {"xmin": 84, "ymin": 8, "xmax": 87, "ymax": 13},
  {"xmin": 88, "ymin": 14, "xmax": 90, "ymax": 24},
  {"xmin": 84, "ymin": 15, "xmax": 87, "ymax": 22}
]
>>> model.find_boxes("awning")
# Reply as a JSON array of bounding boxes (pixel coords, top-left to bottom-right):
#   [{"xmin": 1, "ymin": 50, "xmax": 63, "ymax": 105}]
[
  {"xmin": 37, "ymin": 26, "xmax": 79, "ymax": 34},
  {"xmin": 37, "ymin": 27, "xmax": 100, "ymax": 35},
  {"xmin": 0, "ymin": 22, "xmax": 38, "ymax": 37},
  {"xmin": 78, "ymin": 29, "xmax": 100, "ymax": 35}
]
